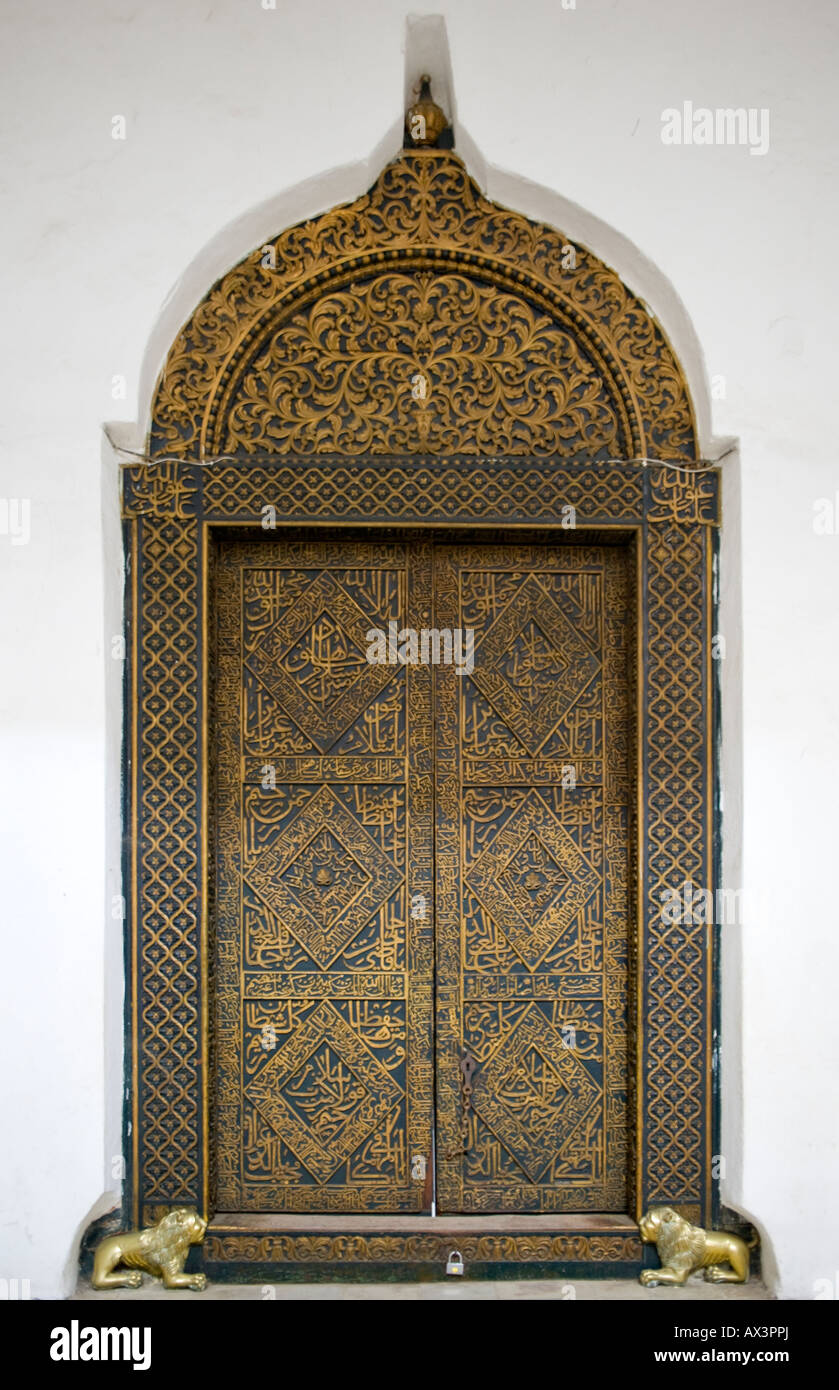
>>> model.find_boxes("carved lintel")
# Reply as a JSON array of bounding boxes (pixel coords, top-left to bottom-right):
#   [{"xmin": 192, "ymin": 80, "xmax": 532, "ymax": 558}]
[{"xmin": 203, "ymin": 1232, "xmax": 642, "ymax": 1266}]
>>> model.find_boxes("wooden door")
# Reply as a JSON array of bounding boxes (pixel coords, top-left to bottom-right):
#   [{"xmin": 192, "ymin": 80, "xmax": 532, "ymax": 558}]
[
  {"xmin": 212, "ymin": 538, "xmax": 434, "ymax": 1212},
  {"xmin": 212, "ymin": 535, "xmax": 632, "ymax": 1214},
  {"xmin": 434, "ymin": 542, "xmax": 632, "ymax": 1212}
]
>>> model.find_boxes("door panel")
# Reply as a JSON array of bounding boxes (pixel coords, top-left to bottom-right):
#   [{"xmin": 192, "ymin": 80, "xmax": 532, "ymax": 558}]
[
  {"xmin": 212, "ymin": 535, "xmax": 632, "ymax": 1215},
  {"xmin": 434, "ymin": 543, "xmax": 632, "ymax": 1212},
  {"xmin": 213, "ymin": 539, "xmax": 434, "ymax": 1212}
]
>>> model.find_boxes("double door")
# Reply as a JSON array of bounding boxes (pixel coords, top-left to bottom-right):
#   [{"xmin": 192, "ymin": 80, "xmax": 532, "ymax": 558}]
[{"xmin": 213, "ymin": 536, "xmax": 631, "ymax": 1214}]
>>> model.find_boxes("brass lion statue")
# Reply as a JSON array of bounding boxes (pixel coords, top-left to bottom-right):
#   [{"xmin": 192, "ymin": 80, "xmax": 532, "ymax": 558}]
[
  {"xmin": 92, "ymin": 1206, "xmax": 207, "ymax": 1291},
  {"xmin": 639, "ymin": 1206, "xmax": 756, "ymax": 1286}
]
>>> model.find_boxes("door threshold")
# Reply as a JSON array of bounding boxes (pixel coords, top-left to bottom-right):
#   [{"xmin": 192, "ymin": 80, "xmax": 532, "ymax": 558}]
[
  {"xmin": 210, "ymin": 1212, "xmax": 637, "ymax": 1233},
  {"xmin": 201, "ymin": 1212, "xmax": 644, "ymax": 1281}
]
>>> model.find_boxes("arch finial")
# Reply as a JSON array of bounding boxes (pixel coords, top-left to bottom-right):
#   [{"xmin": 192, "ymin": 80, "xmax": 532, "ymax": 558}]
[{"xmin": 405, "ymin": 75, "xmax": 450, "ymax": 149}]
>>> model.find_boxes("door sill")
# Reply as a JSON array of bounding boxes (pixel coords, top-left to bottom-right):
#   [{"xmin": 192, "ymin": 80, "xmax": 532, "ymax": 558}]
[
  {"xmin": 210, "ymin": 1212, "xmax": 637, "ymax": 1233},
  {"xmin": 201, "ymin": 1212, "xmax": 643, "ymax": 1281}
]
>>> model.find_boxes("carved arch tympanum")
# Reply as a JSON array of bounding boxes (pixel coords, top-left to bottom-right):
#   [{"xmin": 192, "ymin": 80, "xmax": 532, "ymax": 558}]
[
  {"xmin": 149, "ymin": 150, "xmax": 696, "ymax": 460},
  {"xmin": 126, "ymin": 147, "xmax": 716, "ymax": 1279}
]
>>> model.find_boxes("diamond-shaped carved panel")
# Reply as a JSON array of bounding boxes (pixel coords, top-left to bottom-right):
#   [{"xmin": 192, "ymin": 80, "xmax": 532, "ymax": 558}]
[
  {"xmin": 245, "ymin": 786, "xmax": 401, "ymax": 968},
  {"xmin": 246, "ymin": 1002, "xmax": 401, "ymax": 1182},
  {"xmin": 280, "ymin": 829, "xmax": 370, "ymax": 928},
  {"xmin": 467, "ymin": 792, "xmax": 599, "ymax": 969},
  {"xmin": 280, "ymin": 1042, "xmax": 369, "ymax": 1145},
  {"xmin": 245, "ymin": 572, "xmax": 394, "ymax": 750},
  {"xmin": 496, "ymin": 620, "xmax": 569, "ymax": 710},
  {"xmin": 473, "ymin": 1007, "xmax": 600, "ymax": 1182},
  {"xmin": 498, "ymin": 832, "xmax": 571, "ymax": 922},
  {"xmin": 470, "ymin": 576, "xmax": 599, "ymax": 754},
  {"xmin": 282, "ymin": 613, "xmax": 368, "ymax": 707}
]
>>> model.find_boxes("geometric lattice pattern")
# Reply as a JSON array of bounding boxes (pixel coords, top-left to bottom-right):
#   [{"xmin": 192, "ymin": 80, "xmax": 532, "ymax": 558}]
[
  {"xmin": 644, "ymin": 522, "xmax": 709, "ymax": 1203},
  {"xmin": 200, "ymin": 462, "xmax": 646, "ymax": 525},
  {"xmin": 135, "ymin": 517, "xmax": 202, "ymax": 1209}
]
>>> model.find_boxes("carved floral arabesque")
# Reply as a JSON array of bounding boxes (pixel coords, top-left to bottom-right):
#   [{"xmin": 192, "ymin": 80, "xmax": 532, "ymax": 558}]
[
  {"xmin": 203, "ymin": 1232, "xmax": 642, "ymax": 1265},
  {"xmin": 149, "ymin": 151, "xmax": 695, "ymax": 461},
  {"xmin": 223, "ymin": 271, "xmax": 626, "ymax": 457}
]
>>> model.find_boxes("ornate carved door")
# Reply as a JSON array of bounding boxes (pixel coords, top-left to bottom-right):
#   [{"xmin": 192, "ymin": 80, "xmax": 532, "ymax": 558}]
[
  {"xmin": 434, "ymin": 543, "xmax": 631, "ymax": 1213},
  {"xmin": 212, "ymin": 535, "xmax": 632, "ymax": 1214},
  {"xmin": 213, "ymin": 538, "xmax": 435, "ymax": 1212}
]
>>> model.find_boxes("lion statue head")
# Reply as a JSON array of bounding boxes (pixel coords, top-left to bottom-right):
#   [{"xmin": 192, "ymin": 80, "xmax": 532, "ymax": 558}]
[
  {"xmin": 141, "ymin": 1206, "xmax": 207, "ymax": 1263},
  {"xmin": 639, "ymin": 1205, "xmax": 705, "ymax": 1264}
]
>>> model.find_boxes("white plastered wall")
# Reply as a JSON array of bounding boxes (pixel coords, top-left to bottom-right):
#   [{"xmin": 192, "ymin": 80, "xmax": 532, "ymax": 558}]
[{"xmin": 0, "ymin": 0, "xmax": 837, "ymax": 1300}]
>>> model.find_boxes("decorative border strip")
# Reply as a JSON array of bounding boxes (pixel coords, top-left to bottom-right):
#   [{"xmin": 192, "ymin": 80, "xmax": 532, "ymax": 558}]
[{"xmin": 203, "ymin": 1232, "xmax": 642, "ymax": 1265}]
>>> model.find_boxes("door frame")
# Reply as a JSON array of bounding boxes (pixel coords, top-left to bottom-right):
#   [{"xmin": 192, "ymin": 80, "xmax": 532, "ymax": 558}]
[{"xmin": 121, "ymin": 452, "xmax": 719, "ymax": 1279}]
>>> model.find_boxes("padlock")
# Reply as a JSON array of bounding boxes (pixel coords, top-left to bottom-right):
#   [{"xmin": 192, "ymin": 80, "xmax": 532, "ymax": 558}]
[{"xmin": 446, "ymin": 1249, "xmax": 464, "ymax": 1276}]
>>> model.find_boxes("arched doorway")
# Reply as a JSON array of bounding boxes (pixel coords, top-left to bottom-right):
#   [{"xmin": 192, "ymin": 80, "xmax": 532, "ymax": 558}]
[{"xmin": 123, "ymin": 143, "xmax": 718, "ymax": 1278}]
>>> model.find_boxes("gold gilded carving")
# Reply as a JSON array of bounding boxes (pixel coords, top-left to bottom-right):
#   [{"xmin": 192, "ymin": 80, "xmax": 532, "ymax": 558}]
[
  {"xmin": 204, "ymin": 1232, "xmax": 641, "ymax": 1265},
  {"xmin": 647, "ymin": 467, "xmax": 720, "ymax": 525},
  {"xmin": 201, "ymin": 461, "xmax": 645, "ymax": 523},
  {"xmin": 644, "ymin": 522, "xmax": 710, "ymax": 1206},
  {"xmin": 135, "ymin": 516, "xmax": 201, "ymax": 1205},
  {"xmin": 639, "ymin": 1207, "xmax": 756, "ymax": 1286},
  {"xmin": 214, "ymin": 541, "xmax": 434, "ymax": 1212},
  {"xmin": 122, "ymin": 460, "xmax": 198, "ymax": 518},
  {"xmin": 223, "ymin": 272, "xmax": 626, "ymax": 457},
  {"xmin": 128, "ymin": 141, "xmax": 715, "ymax": 1245},
  {"xmin": 92, "ymin": 1208, "xmax": 207, "ymax": 1291},
  {"xmin": 434, "ymin": 544, "xmax": 632, "ymax": 1213},
  {"xmin": 128, "ymin": 453, "xmax": 714, "ymax": 1229},
  {"xmin": 149, "ymin": 150, "xmax": 695, "ymax": 461}
]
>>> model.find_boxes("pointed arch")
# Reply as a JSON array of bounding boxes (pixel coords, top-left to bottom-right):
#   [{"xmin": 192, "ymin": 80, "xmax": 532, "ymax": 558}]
[{"xmin": 149, "ymin": 150, "xmax": 697, "ymax": 463}]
